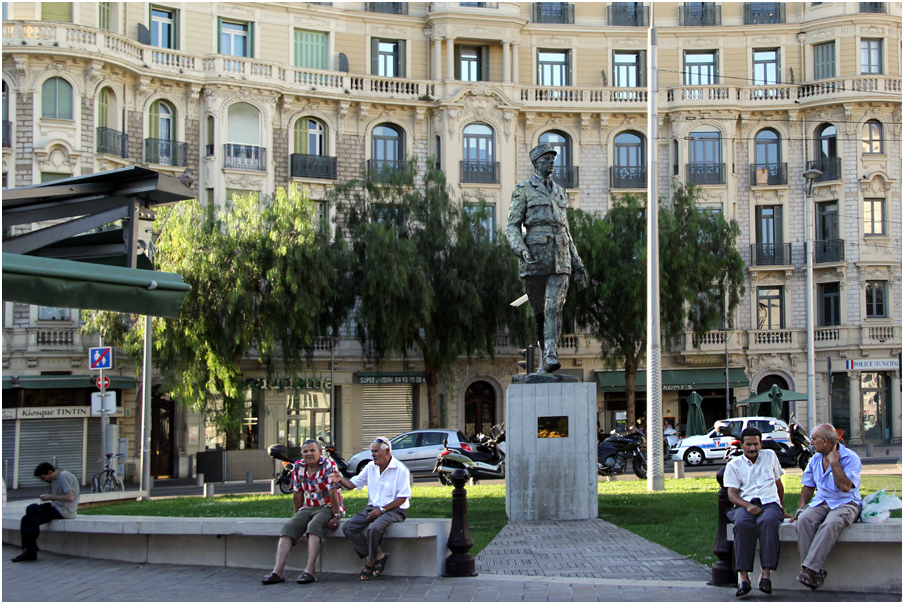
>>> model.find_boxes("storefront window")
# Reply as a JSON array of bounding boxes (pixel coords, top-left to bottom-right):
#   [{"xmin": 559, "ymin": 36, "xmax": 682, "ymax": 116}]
[
  {"xmin": 860, "ymin": 371, "xmax": 891, "ymax": 443},
  {"xmin": 286, "ymin": 388, "xmax": 331, "ymax": 448}
]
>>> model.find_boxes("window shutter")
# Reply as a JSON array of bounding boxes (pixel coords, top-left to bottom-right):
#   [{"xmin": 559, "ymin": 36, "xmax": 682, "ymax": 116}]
[
  {"xmin": 566, "ymin": 50, "xmax": 573, "ymax": 85},
  {"xmin": 397, "ymin": 40, "xmax": 406, "ymax": 78},
  {"xmin": 321, "ymin": 121, "xmax": 330, "ymax": 155},
  {"xmin": 454, "ymin": 46, "xmax": 462, "ymax": 80},
  {"xmin": 480, "ymin": 45, "xmax": 490, "ymax": 81},
  {"xmin": 774, "ymin": 206, "xmax": 783, "ymax": 246},
  {"xmin": 58, "ymin": 80, "xmax": 73, "ymax": 120},
  {"xmin": 99, "ymin": 89, "xmax": 109, "ymax": 129},
  {"xmin": 713, "ymin": 51, "xmax": 719, "ymax": 84},
  {"xmin": 249, "ymin": 22, "xmax": 254, "ymax": 58},
  {"xmin": 41, "ymin": 2, "xmax": 72, "ymax": 22},
  {"xmin": 149, "ymin": 101, "xmax": 160, "ymax": 139},
  {"xmin": 217, "ymin": 17, "xmax": 222, "ymax": 54},
  {"xmin": 638, "ymin": 50, "xmax": 647, "ymax": 87},
  {"xmin": 173, "ymin": 9, "xmax": 180, "ymax": 50},
  {"xmin": 371, "ymin": 38, "xmax": 380, "ymax": 75},
  {"xmin": 294, "ymin": 119, "xmax": 306, "ymax": 154},
  {"xmin": 295, "ymin": 30, "xmax": 303, "ymax": 67},
  {"xmin": 42, "ymin": 80, "xmax": 56, "ymax": 118}
]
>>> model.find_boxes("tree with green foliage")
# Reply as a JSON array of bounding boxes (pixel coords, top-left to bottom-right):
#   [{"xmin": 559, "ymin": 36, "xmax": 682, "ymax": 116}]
[
  {"xmin": 332, "ymin": 160, "xmax": 530, "ymax": 428},
  {"xmin": 568, "ymin": 183, "xmax": 746, "ymax": 425},
  {"xmin": 83, "ymin": 185, "xmax": 355, "ymax": 448}
]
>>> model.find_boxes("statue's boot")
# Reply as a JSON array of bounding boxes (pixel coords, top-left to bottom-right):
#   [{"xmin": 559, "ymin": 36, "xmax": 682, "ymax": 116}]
[
  {"xmin": 533, "ymin": 314, "xmax": 545, "ymax": 373},
  {"xmin": 542, "ymin": 337, "xmax": 561, "ymax": 373}
]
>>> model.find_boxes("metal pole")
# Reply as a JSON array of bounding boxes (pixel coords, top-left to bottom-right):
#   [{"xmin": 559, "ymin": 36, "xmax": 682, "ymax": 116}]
[
  {"xmin": 141, "ymin": 315, "xmax": 152, "ymax": 495},
  {"xmin": 803, "ymin": 169, "xmax": 821, "ymax": 433},
  {"xmin": 725, "ymin": 288, "xmax": 730, "ymax": 418},
  {"xmin": 646, "ymin": 6, "xmax": 664, "ymax": 492},
  {"xmin": 100, "ymin": 336, "xmax": 107, "ymax": 473},
  {"xmin": 329, "ymin": 338, "xmax": 336, "ymax": 448}
]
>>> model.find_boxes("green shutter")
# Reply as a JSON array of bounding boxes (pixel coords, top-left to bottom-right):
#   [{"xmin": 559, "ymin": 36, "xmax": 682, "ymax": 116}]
[
  {"xmin": 397, "ymin": 40, "xmax": 406, "ymax": 78},
  {"xmin": 99, "ymin": 2, "xmax": 111, "ymax": 30},
  {"xmin": 295, "ymin": 30, "xmax": 328, "ymax": 69},
  {"xmin": 149, "ymin": 101, "xmax": 160, "ymax": 139},
  {"xmin": 99, "ymin": 89, "xmax": 110, "ymax": 129},
  {"xmin": 294, "ymin": 119, "xmax": 306, "ymax": 154},
  {"xmin": 371, "ymin": 38, "xmax": 380, "ymax": 75},
  {"xmin": 774, "ymin": 206, "xmax": 783, "ymax": 246},
  {"xmin": 172, "ymin": 9, "xmax": 180, "ymax": 49},
  {"xmin": 322, "ymin": 121, "xmax": 329, "ymax": 155},
  {"xmin": 42, "ymin": 79, "xmax": 56, "ymax": 118},
  {"xmin": 480, "ymin": 45, "xmax": 490, "ymax": 81},
  {"xmin": 638, "ymin": 50, "xmax": 647, "ymax": 87},
  {"xmin": 566, "ymin": 50, "xmax": 572, "ymax": 86},
  {"xmin": 217, "ymin": 17, "xmax": 222, "ymax": 54},
  {"xmin": 41, "ymin": 2, "xmax": 72, "ymax": 22},
  {"xmin": 248, "ymin": 22, "xmax": 254, "ymax": 58},
  {"xmin": 454, "ymin": 46, "xmax": 461, "ymax": 80},
  {"xmin": 207, "ymin": 115, "xmax": 215, "ymax": 147}
]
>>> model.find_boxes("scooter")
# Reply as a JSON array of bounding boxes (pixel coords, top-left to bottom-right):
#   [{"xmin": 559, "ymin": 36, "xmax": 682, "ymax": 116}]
[
  {"xmin": 720, "ymin": 414, "xmax": 812, "ymax": 470},
  {"xmin": 319, "ymin": 437, "xmax": 353, "ymax": 480},
  {"xmin": 433, "ymin": 424, "xmax": 505, "ymax": 485},
  {"xmin": 663, "ymin": 425, "xmax": 679, "ymax": 458},
  {"xmin": 267, "ymin": 440, "xmax": 353, "ymax": 495},
  {"xmin": 598, "ymin": 426, "xmax": 647, "ymax": 479}
]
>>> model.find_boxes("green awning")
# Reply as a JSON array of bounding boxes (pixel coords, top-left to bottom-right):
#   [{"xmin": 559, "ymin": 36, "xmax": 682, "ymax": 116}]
[
  {"xmin": 2, "ymin": 253, "xmax": 190, "ymax": 318},
  {"xmin": 596, "ymin": 368, "xmax": 750, "ymax": 392},
  {"xmin": 736, "ymin": 388, "xmax": 808, "ymax": 405},
  {"xmin": 2, "ymin": 375, "xmax": 137, "ymax": 389}
]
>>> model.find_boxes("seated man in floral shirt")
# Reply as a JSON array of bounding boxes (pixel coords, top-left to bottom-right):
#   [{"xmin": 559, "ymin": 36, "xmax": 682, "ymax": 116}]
[{"xmin": 261, "ymin": 439, "xmax": 344, "ymax": 585}]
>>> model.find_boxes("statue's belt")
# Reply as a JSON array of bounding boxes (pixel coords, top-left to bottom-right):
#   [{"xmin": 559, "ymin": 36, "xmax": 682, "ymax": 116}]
[{"xmin": 525, "ymin": 225, "xmax": 565, "ymax": 235}]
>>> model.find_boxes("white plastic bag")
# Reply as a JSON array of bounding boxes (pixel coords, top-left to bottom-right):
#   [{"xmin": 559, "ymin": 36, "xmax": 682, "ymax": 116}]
[{"xmin": 860, "ymin": 485, "xmax": 903, "ymax": 524}]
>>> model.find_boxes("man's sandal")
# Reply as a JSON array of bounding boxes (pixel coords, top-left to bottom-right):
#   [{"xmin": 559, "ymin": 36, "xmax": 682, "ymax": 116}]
[
  {"xmin": 811, "ymin": 569, "xmax": 828, "ymax": 589},
  {"xmin": 373, "ymin": 553, "xmax": 390, "ymax": 577},
  {"xmin": 296, "ymin": 571, "xmax": 316, "ymax": 584},
  {"xmin": 359, "ymin": 562, "xmax": 375, "ymax": 581},
  {"xmin": 261, "ymin": 572, "xmax": 285, "ymax": 585}
]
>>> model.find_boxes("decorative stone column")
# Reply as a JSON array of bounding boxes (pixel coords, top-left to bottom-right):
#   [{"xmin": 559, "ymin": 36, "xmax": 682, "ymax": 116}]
[
  {"xmin": 502, "ymin": 42, "xmax": 511, "ymax": 83},
  {"xmin": 433, "ymin": 38, "xmax": 442, "ymax": 80},
  {"xmin": 891, "ymin": 373, "xmax": 901, "ymax": 444},
  {"xmin": 847, "ymin": 371, "xmax": 862, "ymax": 445},
  {"xmin": 445, "ymin": 37, "xmax": 455, "ymax": 80},
  {"xmin": 512, "ymin": 44, "xmax": 519, "ymax": 84}
]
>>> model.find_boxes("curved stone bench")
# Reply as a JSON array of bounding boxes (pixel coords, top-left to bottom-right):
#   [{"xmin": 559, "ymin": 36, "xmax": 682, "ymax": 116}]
[
  {"xmin": 3, "ymin": 513, "xmax": 451, "ymax": 577},
  {"xmin": 727, "ymin": 518, "xmax": 901, "ymax": 593}
]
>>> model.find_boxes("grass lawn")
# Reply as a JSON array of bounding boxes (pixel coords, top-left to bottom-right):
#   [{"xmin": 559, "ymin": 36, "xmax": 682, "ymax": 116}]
[{"xmin": 82, "ymin": 474, "xmax": 900, "ymax": 565}]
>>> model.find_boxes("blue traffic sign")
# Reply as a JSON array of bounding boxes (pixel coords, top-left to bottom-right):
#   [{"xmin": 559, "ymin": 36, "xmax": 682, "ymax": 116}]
[{"xmin": 89, "ymin": 347, "xmax": 114, "ymax": 370}]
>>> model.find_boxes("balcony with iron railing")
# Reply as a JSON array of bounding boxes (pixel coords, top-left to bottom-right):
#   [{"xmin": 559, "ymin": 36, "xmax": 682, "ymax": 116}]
[
  {"xmin": 291, "ymin": 153, "xmax": 338, "ymax": 180},
  {"xmin": 145, "ymin": 138, "xmax": 187, "ymax": 167},
  {"xmin": 224, "ymin": 143, "xmax": 266, "ymax": 171},
  {"xmin": 750, "ymin": 243, "xmax": 792, "ymax": 267},
  {"xmin": 366, "ymin": 2, "xmax": 408, "ymax": 14},
  {"xmin": 96, "ymin": 127, "xmax": 128, "ymax": 158},
  {"xmin": 744, "ymin": 2, "xmax": 785, "ymax": 24},
  {"xmin": 807, "ymin": 157, "xmax": 842, "ymax": 182},
  {"xmin": 609, "ymin": 166, "xmax": 647, "ymax": 189},
  {"xmin": 686, "ymin": 163, "xmax": 724, "ymax": 185},
  {"xmin": 679, "ymin": 3, "xmax": 720, "ymax": 26},
  {"xmin": 608, "ymin": 3, "xmax": 649, "ymax": 26},
  {"xmin": 2, "ymin": 120, "xmax": 10, "ymax": 148},
  {"xmin": 811, "ymin": 239, "xmax": 845, "ymax": 264},
  {"xmin": 367, "ymin": 159, "xmax": 411, "ymax": 182},
  {"xmin": 553, "ymin": 166, "xmax": 579, "ymax": 189},
  {"xmin": 749, "ymin": 163, "xmax": 788, "ymax": 187},
  {"xmin": 460, "ymin": 160, "xmax": 499, "ymax": 184},
  {"xmin": 860, "ymin": 2, "xmax": 887, "ymax": 13},
  {"xmin": 532, "ymin": 2, "xmax": 574, "ymax": 24}
]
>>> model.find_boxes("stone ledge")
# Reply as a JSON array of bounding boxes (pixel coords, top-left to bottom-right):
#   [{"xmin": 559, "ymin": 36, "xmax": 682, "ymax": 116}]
[{"xmin": 511, "ymin": 373, "xmax": 581, "ymax": 384}]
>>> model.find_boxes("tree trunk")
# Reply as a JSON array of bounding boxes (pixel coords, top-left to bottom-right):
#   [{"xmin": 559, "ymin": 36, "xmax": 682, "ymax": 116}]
[
  {"xmin": 625, "ymin": 358, "xmax": 638, "ymax": 427},
  {"xmin": 425, "ymin": 365, "xmax": 440, "ymax": 429}
]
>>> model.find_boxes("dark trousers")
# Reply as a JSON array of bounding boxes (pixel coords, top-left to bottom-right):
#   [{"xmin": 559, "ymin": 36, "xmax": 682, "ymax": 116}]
[
  {"xmin": 343, "ymin": 505, "xmax": 406, "ymax": 562},
  {"xmin": 20, "ymin": 503, "xmax": 63, "ymax": 550},
  {"xmin": 727, "ymin": 500, "xmax": 784, "ymax": 572}
]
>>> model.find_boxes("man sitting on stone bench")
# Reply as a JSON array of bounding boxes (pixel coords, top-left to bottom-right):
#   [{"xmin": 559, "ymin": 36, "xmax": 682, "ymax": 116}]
[
  {"xmin": 791, "ymin": 423, "xmax": 862, "ymax": 590},
  {"xmin": 12, "ymin": 462, "xmax": 80, "ymax": 563}
]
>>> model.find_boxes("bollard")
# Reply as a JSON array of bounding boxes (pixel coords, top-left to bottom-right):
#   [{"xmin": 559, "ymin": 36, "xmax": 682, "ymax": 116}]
[
  {"xmin": 444, "ymin": 468, "xmax": 477, "ymax": 577},
  {"xmin": 866, "ymin": 444, "xmax": 874, "ymax": 457},
  {"xmin": 246, "ymin": 471, "xmax": 254, "ymax": 484},
  {"xmin": 196, "ymin": 472, "xmax": 205, "ymax": 487},
  {"xmin": 271, "ymin": 479, "xmax": 278, "ymax": 495},
  {"xmin": 674, "ymin": 460, "xmax": 685, "ymax": 479},
  {"xmin": 709, "ymin": 467, "xmax": 735, "ymax": 587},
  {"xmin": 203, "ymin": 483, "xmax": 215, "ymax": 498}
]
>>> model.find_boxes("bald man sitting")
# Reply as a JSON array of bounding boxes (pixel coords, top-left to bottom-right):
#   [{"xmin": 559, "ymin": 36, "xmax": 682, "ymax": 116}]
[{"xmin": 791, "ymin": 424, "xmax": 862, "ymax": 591}]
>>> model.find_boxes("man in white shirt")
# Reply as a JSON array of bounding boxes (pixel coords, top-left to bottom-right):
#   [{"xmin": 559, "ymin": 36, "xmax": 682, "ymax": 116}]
[
  {"xmin": 723, "ymin": 427, "xmax": 786, "ymax": 597},
  {"xmin": 330, "ymin": 437, "xmax": 410, "ymax": 581}
]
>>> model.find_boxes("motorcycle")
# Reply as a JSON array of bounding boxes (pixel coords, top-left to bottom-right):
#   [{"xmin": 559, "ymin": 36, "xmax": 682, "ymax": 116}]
[
  {"xmin": 663, "ymin": 425, "xmax": 679, "ymax": 458},
  {"xmin": 433, "ymin": 424, "xmax": 505, "ymax": 485},
  {"xmin": 267, "ymin": 439, "xmax": 352, "ymax": 495},
  {"xmin": 598, "ymin": 426, "xmax": 647, "ymax": 479},
  {"xmin": 720, "ymin": 414, "xmax": 813, "ymax": 470}
]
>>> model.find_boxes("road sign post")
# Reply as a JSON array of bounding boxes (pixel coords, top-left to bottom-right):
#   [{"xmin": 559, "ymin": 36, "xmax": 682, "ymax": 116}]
[{"xmin": 90, "ymin": 342, "xmax": 115, "ymax": 474}]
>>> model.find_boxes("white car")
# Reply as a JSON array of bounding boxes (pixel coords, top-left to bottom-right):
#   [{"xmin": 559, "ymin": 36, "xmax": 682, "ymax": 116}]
[
  {"xmin": 346, "ymin": 429, "xmax": 472, "ymax": 475},
  {"xmin": 670, "ymin": 416, "xmax": 791, "ymax": 466}
]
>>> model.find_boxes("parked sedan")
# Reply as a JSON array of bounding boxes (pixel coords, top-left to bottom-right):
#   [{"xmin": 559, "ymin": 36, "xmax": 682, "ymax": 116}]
[
  {"xmin": 347, "ymin": 429, "xmax": 472, "ymax": 475},
  {"xmin": 669, "ymin": 416, "xmax": 791, "ymax": 466}
]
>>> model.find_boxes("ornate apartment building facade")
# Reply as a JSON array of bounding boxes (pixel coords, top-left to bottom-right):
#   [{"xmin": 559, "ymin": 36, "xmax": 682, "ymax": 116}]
[{"xmin": 2, "ymin": 2, "xmax": 901, "ymax": 485}]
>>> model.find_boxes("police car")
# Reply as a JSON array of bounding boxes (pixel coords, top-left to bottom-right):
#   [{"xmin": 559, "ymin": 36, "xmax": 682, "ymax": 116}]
[{"xmin": 670, "ymin": 416, "xmax": 790, "ymax": 466}]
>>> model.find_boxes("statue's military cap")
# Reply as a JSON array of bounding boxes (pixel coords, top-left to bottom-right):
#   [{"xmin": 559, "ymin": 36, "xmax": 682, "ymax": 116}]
[{"xmin": 529, "ymin": 143, "xmax": 557, "ymax": 163}]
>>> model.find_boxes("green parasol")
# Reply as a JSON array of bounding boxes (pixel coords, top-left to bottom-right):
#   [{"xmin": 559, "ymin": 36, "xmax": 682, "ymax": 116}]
[{"xmin": 686, "ymin": 391, "xmax": 707, "ymax": 437}]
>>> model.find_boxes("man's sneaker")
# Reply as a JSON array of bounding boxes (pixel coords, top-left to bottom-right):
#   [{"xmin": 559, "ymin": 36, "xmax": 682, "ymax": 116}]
[{"xmin": 11, "ymin": 548, "xmax": 38, "ymax": 562}]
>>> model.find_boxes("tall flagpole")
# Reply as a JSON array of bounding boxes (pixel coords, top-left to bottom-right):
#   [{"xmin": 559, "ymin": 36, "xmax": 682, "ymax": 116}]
[{"xmin": 646, "ymin": 4, "xmax": 664, "ymax": 492}]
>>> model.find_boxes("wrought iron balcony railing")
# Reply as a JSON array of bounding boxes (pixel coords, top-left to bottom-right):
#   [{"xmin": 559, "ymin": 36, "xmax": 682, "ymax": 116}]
[
  {"xmin": 744, "ymin": 2, "xmax": 785, "ymax": 24},
  {"xmin": 460, "ymin": 160, "xmax": 499, "ymax": 184},
  {"xmin": 860, "ymin": 2, "xmax": 886, "ymax": 13},
  {"xmin": 145, "ymin": 138, "xmax": 187, "ymax": 167},
  {"xmin": 608, "ymin": 3, "xmax": 650, "ymax": 26},
  {"xmin": 291, "ymin": 153, "xmax": 338, "ymax": 180},
  {"xmin": 366, "ymin": 2, "xmax": 408, "ymax": 14},
  {"xmin": 686, "ymin": 162, "xmax": 725, "ymax": 185},
  {"xmin": 532, "ymin": 2, "xmax": 574, "ymax": 24},
  {"xmin": 367, "ymin": 159, "xmax": 412, "ymax": 182},
  {"xmin": 679, "ymin": 3, "xmax": 720, "ymax": 26},
  {"xmin": 750, "ymin": 243, "xmax": 792, "ymax": 267},
  {"xmin": 812, "ymin": 239, "xmax": 845, "ymax": 264},
  {"xmin": 749, "ymin": 163, "xmax": 787, "ymax": 186},
  {"xmin": 609, "ymin": 165, "xmax": 647, "ymax": 189},
  {"xmin": 807, "ymin": 157, "xmax": 842, "ymax": 182},
  {"xmin": 96, "ymin": 127, "xmax": 128, "ymax": 158},
  {"xmin": 224, "ymin": 143, "xmax": 266, "ymax": 171},
  {"xmin": 2, "ymin": 120, "xmax": 10, "ymax": 148},
  {"xmin": 553, "ymin": 165, "xmax": 579, "ymax": 189}
]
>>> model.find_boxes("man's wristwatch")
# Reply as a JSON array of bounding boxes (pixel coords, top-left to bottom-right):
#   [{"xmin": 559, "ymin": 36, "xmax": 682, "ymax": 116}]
[
  {"xmin": 333, "ymin": 513, "xmax": 343, "ymax": 520},
  {"xmin": 379, "ymin": 506, "xmax": 386, "ymax": 514}
]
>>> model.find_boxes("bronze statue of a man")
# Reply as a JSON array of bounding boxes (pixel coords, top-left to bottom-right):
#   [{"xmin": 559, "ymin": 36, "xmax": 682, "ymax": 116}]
[{"xmin": 506, "ymin": 144, "xmax": 586, "ymax": 374}]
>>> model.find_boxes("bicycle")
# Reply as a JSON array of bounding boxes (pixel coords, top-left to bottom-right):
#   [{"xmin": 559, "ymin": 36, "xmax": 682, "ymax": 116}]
[{"xmin": 92, "ymin": 453, "xmax": 125, "ymax": 493}]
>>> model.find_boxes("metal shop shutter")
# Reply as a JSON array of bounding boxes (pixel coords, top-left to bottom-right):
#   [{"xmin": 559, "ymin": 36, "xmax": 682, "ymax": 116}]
[
  {"xmin": 360, "ymin": 385, "xmax": 413, "ymax": 449},
  {"xmin": 17, "ymin": 419, "xmax": 84, "ymax": 488},
  {"xmin": 85, "ymin": 419, "xmax": 104, "ymax": 484},
  {"xmin": 2, "ymin": 421, "xmax": 16, "ymax": 488}
]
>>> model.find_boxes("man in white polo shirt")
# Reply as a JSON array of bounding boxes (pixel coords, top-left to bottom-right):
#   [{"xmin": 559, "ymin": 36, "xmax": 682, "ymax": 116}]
[
  {"xmin": 724, "ymin": 426, "xmax": 786, "ymax": 597},
  {"xmin": 330, "ymin": 436, "xmax": 410, "ymax": 582}
]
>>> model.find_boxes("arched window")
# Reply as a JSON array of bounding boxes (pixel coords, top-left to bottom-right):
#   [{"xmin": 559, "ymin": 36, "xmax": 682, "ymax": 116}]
[
  {"xmin": 862, "ymin": 119, "xmax": 883, "ymax": 154},
  {"xmin": 371, "ymin": 124, "xmax": 403, "ymax": 173},
  {"xmin": 753, "ymin": 129, "xmax": 783, "ymax": 185},
  {"xmin": 206, "ymin": 115, "xmax": 215, "ymax": 156},
  {"xmin": 540, "ymin": 130, "xmax": 577, "ymax": 188},
  {"xmin": 687, "ymin": 129, "xmax": 723, "ymax": 185},
  {"xmin": 294, "ymin": 117, "xmax": 327, "ymax": 156},
  {"xmin": 814, "ymin": 123, "xmax": 838, "ymax": 181},
  {"xmin": 148, "ymin": 100, "xmax": 180, "ymax": 166},
  {"xmin": 42, "ymin": 77, "xmax": 73, "ymax": 120},
  {"xmin": 98, "ymin": 88, "xmax": 112, "ymax": 129},
  {"xmin": 226, "ymin": 103, "xmax": 264, "ymax": 170},
  {"xmin": 461, "ymin": 123, "xmax": 496, "ymax": 183},
  {"xmin": 612, "ymin": 131, "xmax": 646, "ymax": 188},
  {"xmin": 96, "ymin": 88, "xmax": 126, "ymax": 157}
]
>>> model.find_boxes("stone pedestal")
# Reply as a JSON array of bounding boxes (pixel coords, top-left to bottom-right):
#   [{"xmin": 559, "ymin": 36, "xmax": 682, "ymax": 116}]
[{"xmin": 505, "ymin": 381, "xmax": 597, "ymax": 521}]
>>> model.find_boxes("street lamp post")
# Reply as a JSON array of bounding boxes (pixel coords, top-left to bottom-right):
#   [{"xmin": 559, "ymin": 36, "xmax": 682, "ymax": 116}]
[{"xmin": 803, "ymin": 167, "xmax": 822, "ymax": 433}]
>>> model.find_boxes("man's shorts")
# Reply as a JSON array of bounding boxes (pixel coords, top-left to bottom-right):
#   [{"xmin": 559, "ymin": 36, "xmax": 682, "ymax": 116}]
[{"xmin": 279, "ymin": 506, "xmax": 333, "ymax": 544}]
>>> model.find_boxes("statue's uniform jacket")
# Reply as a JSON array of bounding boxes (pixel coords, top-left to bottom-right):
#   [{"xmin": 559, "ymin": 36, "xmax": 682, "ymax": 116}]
[{"xmin": 505, "ymin": 174, "xmax": 583, "ymax": 277}]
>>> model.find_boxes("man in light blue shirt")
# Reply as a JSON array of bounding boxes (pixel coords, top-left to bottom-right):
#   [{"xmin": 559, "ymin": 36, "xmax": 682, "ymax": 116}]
[{"xmin": 791, "ymin": 424, "xmax": 862, "ymax": 590}]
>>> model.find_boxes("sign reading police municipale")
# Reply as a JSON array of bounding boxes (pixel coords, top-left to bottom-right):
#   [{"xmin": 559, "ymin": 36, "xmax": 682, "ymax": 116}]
[{"xmin": 844, "ymin": 359, "xmax": 900, "ymax": 371}]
